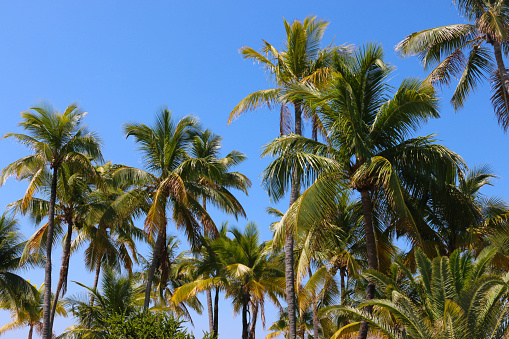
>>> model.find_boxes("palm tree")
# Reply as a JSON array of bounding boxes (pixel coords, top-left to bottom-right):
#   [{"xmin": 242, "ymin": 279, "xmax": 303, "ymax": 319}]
[
  {"xmin": 74, "ymin": 162, "xmax": 144, "ymax": 304},
  {"xmin": 118, "ymin": 109, "xmax": 246, "ymax": 312},
  {"xmin": 60, "ymin": 269, "xmax": 143, "ymax": 338},
  {"xmin": 9, "ymin": 161, "xmax": 101, "ymax": 330},
  {"xmin": 228, "ymin": 17, "xmax": 343, "ymax": 338},
  {"xmin": 396, "ymin": 0, "xmax": 509, "ymax": 130},
  {"xmin": 137, "ymin": 234, "xmax": 203, "ymax": 322},
  {"xmin": 265, "ymin": 307, "xmax": 313, "ymax": 339},
  {"xmin": 0, "ymin": 284, "xmax": 66, "ymax": 339},
  {"xmin": 1, "ymin": 104, "xmax": 102, "ymax": 339},
  {"xmin": 262, "ymin": 43, "xmax": 462, "ymax": 339},
  {"xmin": 0, "ymin": 213, "xmax": 39, "ymax": 306},
  {"xmin": 403, "ymin": 164, "xmax": 509, "ymax": 258},
  {"xmin": 173, "ymin": 226, "xmax": 228, "ymax": 338},
  {"xmin": 328, "ymin": 248, "xmax": 509, "ymax": 339},
  {"xmin": 269, "ymin": 196, "xmax": 361, "ymax": 339},
  {"xmin": 186, "ymin": 129, "xmax": 251, "ymax": 337},
  {"xmin": 172, "ymin": 222, "xmax": 285, "ymax": 339}
]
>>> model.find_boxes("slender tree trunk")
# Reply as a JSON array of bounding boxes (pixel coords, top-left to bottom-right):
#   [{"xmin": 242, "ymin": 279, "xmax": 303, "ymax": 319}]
[
  {"xmin": 206, "ymin": 289, "xmax": 214, "ymax": 334},
  {"xmin": 312, "ymin": 298, "xmax": 320, "ymax": 339},
  {"xmin": 242, "ymin": 291, "xmax": 249, "ymax": 339},
  {"xmin": 143, "ymin": 222, "xmax": 166, "ymax": 312},
  {"xmin": 312, "ymin": 115, "xmax": 318, "ymax": 141},
  {"xmin": 42, "ymin": 167, "xmax": 58, "ymax": 339},
  {"xmin": 86, "ymin": 261, "xmax": 102, "ymax": 329},
  {"xmin": 213, "ymin": 287, "xmax": 219, "ymax": 338},
  {"xmin": 249, "ymin": 301, "xmax": 258, "ymax": 339},
  {"xmin": 203, "ymin": 197, "xmax": 215, "ymax": 336},
  {"xmin": 50, "ymin": 217, "xmax": 73, "ymax": 329},
  {"xmin": 28, "ymin": 325, "xmax": 33, "ymax": 339},
  {"xmin": 92, "ymin": 262, "xmax": 101, "ymax": 298},
  {"xmin": 357, "ymin": 189, "xmax": 377, "ymax": 339},
  {"xmin": 340, "ymin": 266, "xmax": 346, "ymax": 305},
  {"xmin": 491, "ymin": 39, "xmax": 509, "ymax": 119},
  {"xmin": 286, "ymin": 100, "xmax": 303, "ymax": 339}
]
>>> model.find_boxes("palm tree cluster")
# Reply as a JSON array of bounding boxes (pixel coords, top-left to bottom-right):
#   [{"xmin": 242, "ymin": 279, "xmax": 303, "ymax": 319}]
[{"xmin": 2, "ymin": 8, "xmax": 509, "ymax": 339}]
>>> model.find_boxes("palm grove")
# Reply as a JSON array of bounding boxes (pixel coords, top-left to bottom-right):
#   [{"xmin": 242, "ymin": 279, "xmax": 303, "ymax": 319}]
[{"xmin": 3, "ymin": 3, "xmax": 509, "ymax": 339}]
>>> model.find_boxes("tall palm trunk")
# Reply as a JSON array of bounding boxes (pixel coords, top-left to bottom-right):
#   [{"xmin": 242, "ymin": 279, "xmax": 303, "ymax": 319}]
[
  {"xmin": 203, "ymin": 197, "xmax": 215, "ymax": 336},
  {"xmin": 340, "ymin": 266, "xmax": 346, "ymax": 305},
  {"xmin": 308, "ymin": 266, "xmax": 320, "ymax": 338},
  {"xmin": 92, "ymin": 256, "xmax": 102, "ymax": 297},
  {"xmin": 206, "ymin": 289, "xmax": 214, "ymax": 334},
  {"xmin": 50, "ymin": 216, "xmax": 73, "ymax": 329},
  {"xmin": 242, "ymin": 291, "xmax": 250, "ymax": 339},
  {"xmin": 213, "ymin": 287, "xmax": 219, "ymax": 338},
  {"xmin": 286, "ymin": 100, "xmax": 303, "ymax": 339},
  {"xmin": 248, "ymin": 301, "xmax": 258, "ymax": 339},
  {"xmin": 312, "ymin": 115, "xmax": 318, "ymax": 141},
  {"xmin": 28, "ymin": 325, "xmax": 33, "ymax": 339},
  {"xmin": 491, "ymin": 39, "xmax": 509, "ymax": 118},
  {"xmin": 86, "ymin": 261, "xmax": 102, "ymax": 329},
  {"xmin": 357, "ymin": 188, "xmax": 377, "ymax": 339},
  {"xmin": 143, "ymin": 221, "xmax": 166, "ymax": 312},
  {"xmin": 312, "ymin": 299, "xmax": 320, "ymax": 339},
  {"xmin": 42, "ymin": 167, "xmax": 58, "ymax": 339}
]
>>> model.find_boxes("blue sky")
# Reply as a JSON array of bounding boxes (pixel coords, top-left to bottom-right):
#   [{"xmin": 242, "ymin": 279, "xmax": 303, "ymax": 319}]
[{"xmin": 0, "ymin": 1, "xmax": 507, "ymax": 338}]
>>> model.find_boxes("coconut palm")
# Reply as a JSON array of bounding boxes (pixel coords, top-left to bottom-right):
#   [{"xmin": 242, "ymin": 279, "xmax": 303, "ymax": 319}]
[
  {"xmin": 172, "ymin": 225, "xmax": 228, "ymax": 338},
  {"xmin": 0, "ymin": 284, "xmax": 66, "ymax": 339},
  {"xmin": 185, "ymin": 129, "xmax": 250, "ymax": 337},
  {"xmin": 1, "ymin": 104, "xmax": 102, "ymax": 339},
  {"xmin": 136, "ymin": 234, "xmax": 203, "ymax": 323},
  {"xmin": 172, "ymin": 222, "xmax": 285, "ymax": 339},
  {"xmin": 118, "ymin": 109, "xmax": 248, "ymax": 312},
  {"xmin": 265, "ymin": 307, "xmax": 313, "ymax": 339},
  {"xmin": 396, "ymin": 0, "xmax": 509, "ymax": 130},
  {"xmin": 269, "ymin": 196, "xmax": 362, "ymax": 339},
  {"xmin": 228, "ymin": 17, "xmax": 344, "ymax": 338},
  {"xmin": 74, "ymin": 162, "xmax": 144, "ymax": 303},
  {"xmin": 0, "ymin": 213, "xmax": 39, "ymax": 306},
  {"xmin": 9, "ymin": 161, "xmax": 102, "ymax": 330},
  {"xmin": 262, "ymin": 43, "xmax": 462, "ymax": 339},
  {"xmin": 328, "ymin": 248, "xmax": 509, "ymax": 339},
  {"xmin": 60, "ymin": 269, "xmax": 143, "ymax": 339},
  {"xmin": 402, "ymin": 164, "xmax": 509, "ymax": 259}
]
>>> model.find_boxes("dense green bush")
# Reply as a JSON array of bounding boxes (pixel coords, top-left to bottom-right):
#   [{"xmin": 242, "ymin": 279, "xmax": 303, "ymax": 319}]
[{"xmin": 105, "ymin": 312, "xmax": 193, "ymax": 339}]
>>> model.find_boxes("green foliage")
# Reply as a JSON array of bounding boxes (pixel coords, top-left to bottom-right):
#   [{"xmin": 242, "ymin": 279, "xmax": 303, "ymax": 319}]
[
  {"xmin": 396, "ymin": 0, "xmax": 509, "ymax": 130},
  {"xmin": 328, "ymin": 248, "xmax": 509, "ymax": 339},
  {"xmin": 105, "ymin": 312, "xmax": 193, "ymax": 339}
]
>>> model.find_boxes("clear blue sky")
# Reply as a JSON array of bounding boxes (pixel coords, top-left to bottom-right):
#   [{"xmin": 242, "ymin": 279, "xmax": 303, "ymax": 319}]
[{"xmin": 0, "ymin": 1, "xmax": 506, "ymax": 338}]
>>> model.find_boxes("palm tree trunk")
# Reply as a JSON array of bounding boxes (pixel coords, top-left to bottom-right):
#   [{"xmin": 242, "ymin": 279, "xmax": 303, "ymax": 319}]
[
  {"xmin": 242, "ymin": 291, "xmax": 249, "ymax": 339},
  {"xmin": 143, "ymin": 223, "xmax": 166, "ymax": 312},
  {"xmin": 42, "ymin": 167, "xmax": 58, "ymax": 339},
  {"xmin": 28, "ymin": 325, "xmax": 33, "ymax": 339},
  {"xmin": 206, "ymin": 289, "xmax": 214, "ymax": 334},
  {"xmin": 92, "ymin": 262, "xmax": 101, "ymax": 298},
  {"xmin": 340, "ymin": 266, "xmax": 346, "ymax": 305},
  {"xmin": 491, "ymin": 39, "xmax": 509, "ymax": 119},
  {"xmin": 312, "ymin": 299, "xmax": 319, "ymax": 339},
  {"xmin": 50, "ymin": 217, "xmax": 73, "ymax": 329},
  {"xmin": 312, "ymin": 115, "xmax": 318, "ymax": 141},
  {"xmin": 357, "ymin": 188, "xmax": 377, "ymax": 339},
  {"xmin": 286, "ymin": 100, "xmax": 303, "ymax": 339},
  {"xmin": 86, "ymin": 261, "xmax": 102, "ymax": 329},
  {"xmin": 213, "ymin": 287, "xmax": 219, "ymax": 338},
  {"xmin": 249, "ymin": 301, "xmax": 258, "ymax": 339}
]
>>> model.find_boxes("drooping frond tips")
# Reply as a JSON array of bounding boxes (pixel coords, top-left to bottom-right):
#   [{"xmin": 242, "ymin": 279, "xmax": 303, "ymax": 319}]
[
  {"xmin": 490, "ymin": 69, "xmax": 509, "ymax": 132},
  {"xmin": 228, "ymin": 89, "xmax": 281, "ymax": 125}
]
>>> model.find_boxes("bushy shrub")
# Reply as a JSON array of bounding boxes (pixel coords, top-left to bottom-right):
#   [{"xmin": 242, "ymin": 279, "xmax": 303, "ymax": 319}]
[{"xmin": 105, "ymin": 312, "xmax": 193, "ymax": 339}]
